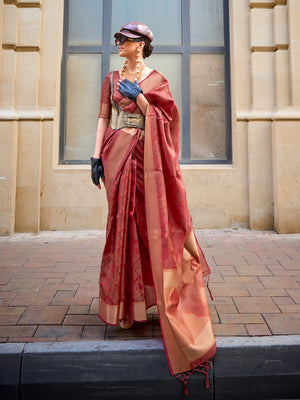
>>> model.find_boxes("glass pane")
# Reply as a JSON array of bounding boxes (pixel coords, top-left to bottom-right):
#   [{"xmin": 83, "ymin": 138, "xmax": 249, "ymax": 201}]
[
  {"xmin": 111, "ymin": 0, "xmax": 181, "ymax": 45},
  {"xmin": 190, "ymin": 0, "xmax": 224, "ymax": 46},
  {"xmin": 65, "ymin": 54, "xmax": 102, "ymax": 160},
  {"xmin": 190, "ymin": 54, "xmax": 226, "ymax": 160},
  {"xmin": 110, "ymin": 53, "xmax": 182, "ymax": 155},
  {"xmin": 68, "ymin": 0, "xmax": 103, "ymax": 45}
]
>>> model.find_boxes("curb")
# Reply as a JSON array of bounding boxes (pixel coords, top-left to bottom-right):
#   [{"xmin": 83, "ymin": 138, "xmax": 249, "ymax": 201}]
[{"xmin": 1, "ymin": 336, "xmax": 300, "ymax": 400}]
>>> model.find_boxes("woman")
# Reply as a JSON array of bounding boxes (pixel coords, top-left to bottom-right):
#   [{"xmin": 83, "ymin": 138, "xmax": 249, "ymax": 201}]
[{"xmin": 91, "ymin": 22, "xmax": 216, "ymax": 393}]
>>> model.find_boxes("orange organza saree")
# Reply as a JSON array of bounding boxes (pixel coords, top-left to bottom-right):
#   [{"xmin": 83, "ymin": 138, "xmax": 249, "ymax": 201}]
[{"xmin": 98, "ymin": 70, "xmax": 216, "ymax": 391}]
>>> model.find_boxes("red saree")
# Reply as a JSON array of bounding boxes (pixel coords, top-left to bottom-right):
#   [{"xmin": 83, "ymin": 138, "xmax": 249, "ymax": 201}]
[{"xmin": 98, "ymin": 70, "xmax": 216, "ymax": 390}]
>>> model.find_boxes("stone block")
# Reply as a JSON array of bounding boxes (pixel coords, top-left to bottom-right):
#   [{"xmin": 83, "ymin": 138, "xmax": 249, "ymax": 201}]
[
  {"xmin": 34, "ymin": 325, "xmax": 83, "ymax": 341},
  {"xmin": 16, "ymin": 121, "xmax": 41, "ymax": 188},
  {"xmin": 251, "ymin": 52, "xmax": 275, "ymax": 107},
  {"xmin": 0, "ymin": 212, "xmax": 12, "ymax": 236},
  {"xmin": 63, "ymin": 315, "xmax": 104, "ymax": 326},
  {"xmin": 212, "ymin": 324, "xmax": 248, "ymax": 336},
  {"xmin": 246, "ymin": 323, "xmax": 272, "ymax": 335},
  {"xmin": 81, "ymin": 326, "xmax": 106, "ymax": 340},
  {"xmin": 17, "ymin": 0, "xmax": 41, "ymax": 4},
  {"xmin": 18, "ymin": 306, "xmax": 68, "ymax": 325},
  {"xmin": 14, "ymin": 52, "xmax": 39, "ymax": 107},
  {"xmin": 247, "ymin": 121, "xmax": 273, "ymax": 230},
  {"xmin": 250, "ymin": 8, "xmax": 274, "ymax": 50},
  {"xmin": 17, "ymin": 7, "xmax": 40, "ymax": 48},
  {"xmin": 274, "ymin": 5, "xmax": 289, "ymax": 48},
  {"xmin": 214, "ymin": 339, "xmax": 300, "ymax": 400},
  {"xmin": 38, "ymin": 0, "xmax": 62, "ymax": 106},
  {"xmin": 0, "ymin": 326, "xmax": 36, "ymax": 338},
  {"xmin": 39, "ymin": 207, "xmax": 105, "ymax": 231},
  {"xmin": 0, "ymin": 172, "xmax": 15, "ymax": 219},
  {"xmin": 0, "ymin": 343, "xmax": 24, "ymax": 400},
  {"xmin": 263, "ymin": 313, "xmax": 300, "ymax": 334},
  {"xmin": 233, "ymin": 296, "xmax": 280, "ymax": 313},
  {"xmin": 289, "ymin": 0, "xmax": 300, "ymax": 106},
  {"xmin": 39, "ymin": 120, "xmax": 108, "ymax": 229},
  {"xmin": 182, "ymin": 127, "xmax": 249, "ymax": 229},
  {"xmin": 272, "ymin": 121, "xmax": 300, "ymax": 233},
  {"xmin": 15, "ymin": 121, "xmax": 41, "ymax": 232},
  {"xmin": 259, "ymin": 276, "xmax": 299, "ymax": 289},
  {"xmin": 231, "ymin": 0, "xmax": 252, "ymax": 108},
  {"xmin": 39, "ymin": 172, "xmax": 106, "ymax": 208},
  {"xmin": 0, "ymin": 121, "xmax": 17, "ymax": 235},
  {"xmin": 250, "ymin": 0, "xmax": 274, "ymax": 7},
  {"xmin": 185, "ymin": 170, "xmax": 232, "ymax": 227},
  {"xmin": 0, "ymin": 121, "xmax": 17, "ymax": 174},
  {"xmin": 274, "ymin": 49, "xmax": 290, "ymax": 106},
  {"xmin": 0, "ymin": 50, "xmax": 16, "ymax": 107},
  {"xmin": 20, "ymin": 341, "xmax": 213, "ymax": 399},
  {"xmin": 2, "ymin": 4, "xmax": 17, "ymax": 46},
  {"xmin": 0, "ymin": 179, "xmax": 12, "ymax": 213},
  {"xmin": 15, "ymin": 187, "xmax": 40, "ymax": 232}
]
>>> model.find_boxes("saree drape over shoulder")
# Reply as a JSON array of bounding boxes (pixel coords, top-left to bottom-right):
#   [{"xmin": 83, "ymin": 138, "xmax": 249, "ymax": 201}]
[{"xmin": 98, "ymin": 70, "xmax": 216, "ymax": 383}]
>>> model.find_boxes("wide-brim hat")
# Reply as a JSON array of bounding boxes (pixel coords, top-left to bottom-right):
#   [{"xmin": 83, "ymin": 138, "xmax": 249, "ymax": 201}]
[{"xmin": 114, "ymin": 22, "xmax": 153, "ymax": 42}]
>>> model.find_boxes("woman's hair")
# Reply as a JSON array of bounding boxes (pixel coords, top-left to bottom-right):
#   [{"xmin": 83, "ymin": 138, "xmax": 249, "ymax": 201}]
[{"xmin": 142, "ymin": 38, "xmax": 153, "ymax": 58}]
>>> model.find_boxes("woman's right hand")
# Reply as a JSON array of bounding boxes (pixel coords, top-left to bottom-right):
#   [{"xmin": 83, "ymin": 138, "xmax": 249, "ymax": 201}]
[{"xmin": 118, "ymin": 79, "xmax": 143, "ymax": 101}]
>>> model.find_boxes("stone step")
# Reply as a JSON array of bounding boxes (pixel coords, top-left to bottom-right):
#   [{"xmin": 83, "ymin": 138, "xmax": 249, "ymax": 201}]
[{"xmin": 1, "ymin": 336, "xmax": 300, "ymax": 400}]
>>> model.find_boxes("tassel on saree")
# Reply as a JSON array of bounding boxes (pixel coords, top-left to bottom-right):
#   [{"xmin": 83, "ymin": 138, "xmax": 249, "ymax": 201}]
[{"xmin": 175, "ymin": 360, "xmax": 211, "ymax": 396}]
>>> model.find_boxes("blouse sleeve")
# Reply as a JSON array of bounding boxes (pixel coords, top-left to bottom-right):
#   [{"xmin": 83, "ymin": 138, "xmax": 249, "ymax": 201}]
[{"xmin": 98, "ymin": 72, "xmax": 111, "ymax": 119}]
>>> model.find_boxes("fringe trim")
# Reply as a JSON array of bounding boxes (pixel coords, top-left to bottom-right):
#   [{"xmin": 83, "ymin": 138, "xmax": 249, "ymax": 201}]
[{"xmin": 175, "ymin": 359, "xmax": 212, "ymax": 396}]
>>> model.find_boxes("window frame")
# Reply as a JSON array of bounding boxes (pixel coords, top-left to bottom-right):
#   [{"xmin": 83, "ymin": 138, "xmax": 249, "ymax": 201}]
[{"xmin": 59, "ymin": 0, "xmax": 231, "ymax": 164}]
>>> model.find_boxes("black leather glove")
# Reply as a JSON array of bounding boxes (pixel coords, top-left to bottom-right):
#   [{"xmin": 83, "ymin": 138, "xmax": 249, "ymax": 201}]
[
  {"xmin": 118, "ymin": 79, "xmax": 143, "ymax": 101},
  {"xmin": 90, "ymin": 157, "xmax": 104, "ymax": 185}
]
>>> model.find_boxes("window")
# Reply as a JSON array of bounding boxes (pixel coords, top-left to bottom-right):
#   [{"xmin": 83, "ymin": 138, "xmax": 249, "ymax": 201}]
[{"xmin": 60, "ymin": 0, "xmax": 231, "ymax": 164}]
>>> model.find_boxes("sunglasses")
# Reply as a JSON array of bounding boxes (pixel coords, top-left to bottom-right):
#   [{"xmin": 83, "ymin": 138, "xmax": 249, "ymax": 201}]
[{"xmin": 115, "ymin": 35, "xmax": 142, "ymax": 46}]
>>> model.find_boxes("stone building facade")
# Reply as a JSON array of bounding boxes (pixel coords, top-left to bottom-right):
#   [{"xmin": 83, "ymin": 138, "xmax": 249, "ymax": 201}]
[{"xmin": 0, "ymin": 0, "xmax": 299, "ymax": 235}]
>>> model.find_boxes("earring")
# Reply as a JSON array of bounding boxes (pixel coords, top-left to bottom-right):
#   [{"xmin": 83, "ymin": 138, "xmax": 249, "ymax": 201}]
[
  {"xmin": 120, "ymin": 58, "xmax": 128, "ymax": 80},
  {"xmin": 136, "ymin": 47, "xmax": 141, "ymax": 81}
]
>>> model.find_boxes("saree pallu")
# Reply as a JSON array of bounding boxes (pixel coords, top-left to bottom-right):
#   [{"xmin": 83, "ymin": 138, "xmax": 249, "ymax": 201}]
[{"xmin": 98, "ymin": 70, "xmax": 216, "ymax": 389}]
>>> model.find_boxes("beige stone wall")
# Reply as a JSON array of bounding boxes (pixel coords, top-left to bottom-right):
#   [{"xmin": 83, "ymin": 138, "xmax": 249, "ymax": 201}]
[
  {"xmin": 0, "ymin": 0, "xmax": 299, "ymax": 234},
  {"xmin": 244, "ymin": 0, "xmax": 300, "ymax": 233}
]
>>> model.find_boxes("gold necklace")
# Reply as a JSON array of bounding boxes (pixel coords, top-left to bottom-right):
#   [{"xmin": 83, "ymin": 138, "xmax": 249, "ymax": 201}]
[{"xmin": 120, "ymin": 59, "xmax": 145, "ymax": 82}]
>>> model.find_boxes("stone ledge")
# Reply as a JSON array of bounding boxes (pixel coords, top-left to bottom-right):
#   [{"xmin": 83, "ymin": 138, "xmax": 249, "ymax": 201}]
[
  {"xmin": 250, "ymin": 0, "xmax": 288, "ymax": 7},
  {"xmin": 250, "ymin": 46, "xmax": 277, "ymax": 51},
  {"xmin": 0, "ymin": 107, "xmax": 54, "ymax": 121},
  {"xmin": 2, "ymin": 45, "xmax": 40, "ymax": 51},
  {"xmin": 250, "ymin": 1, "xmax": 275, "ymax": 9},
  {"xmin": 0, "ymin": 336, "xmax": 299, "ymax": 400},
  {"xmin": 236, "ymin": 107, "xmax": 300, "ymax": 121},
  {"xmin": 3, "ymin": 1, "xmax": 41, "ymax": 7}
]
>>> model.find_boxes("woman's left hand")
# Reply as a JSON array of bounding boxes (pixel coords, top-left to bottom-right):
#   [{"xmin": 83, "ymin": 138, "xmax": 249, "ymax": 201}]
[
  {"xmin": 118, "ymin": 79, "xmax": 143, "ymax": 101},
  {"xmin": 90, "ymin": 157, "xmax": 104, "ymax": 189}
]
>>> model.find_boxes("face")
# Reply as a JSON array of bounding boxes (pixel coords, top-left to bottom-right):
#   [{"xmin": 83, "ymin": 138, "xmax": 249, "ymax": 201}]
[{"xmin": 116, "ymin": 36, "xmax": 144, "ymax": 59}]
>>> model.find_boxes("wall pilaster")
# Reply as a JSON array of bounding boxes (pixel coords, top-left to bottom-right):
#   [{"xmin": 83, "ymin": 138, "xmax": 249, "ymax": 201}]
[
  {"xmin": 0, "ymin": 0, "xmax": 42, "ymax": 233},
  {"xmin": 247, "ymin": 0, "xmax": 275, "ymax": 230},
  {"xmin": 244, "ymin": 0, "xmax": 300, "ymax": 232},
  {"xmin": 288, "ymin": 0, "xmax": 300, "ymax": 107},
  {"xmin": 271, "ymin": 0, "xmax": 300, "ymax": 232}
]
